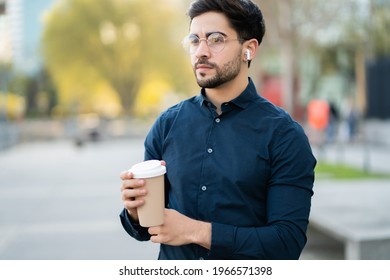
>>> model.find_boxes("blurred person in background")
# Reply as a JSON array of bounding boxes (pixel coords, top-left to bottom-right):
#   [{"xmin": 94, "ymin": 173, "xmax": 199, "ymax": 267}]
[
  {"xmin": 119, "ymin": 0, "xmax": 316, "ymax": 260},
  {"xmin": 326, "ymin": 101, "xmax": 340, "ymax": 143}
]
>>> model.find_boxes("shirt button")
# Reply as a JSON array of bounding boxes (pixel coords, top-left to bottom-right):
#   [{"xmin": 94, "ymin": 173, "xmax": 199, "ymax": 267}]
[
  {"xmin": 215, "ymin": 118, "xmax": 220, "ymax": 123},
  {"xmin": 201, "ymin": 186, "xmax": 207, "ymax": 191},
  {"xmin": 207, "ymin": 148, "xmax": 213, "ymax": 154}
]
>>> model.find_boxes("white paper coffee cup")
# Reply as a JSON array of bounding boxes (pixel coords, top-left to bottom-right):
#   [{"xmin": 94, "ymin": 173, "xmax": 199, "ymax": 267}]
[{"xmin": 129, "ymin": 160, "xmax": 166, "ymax": 227}]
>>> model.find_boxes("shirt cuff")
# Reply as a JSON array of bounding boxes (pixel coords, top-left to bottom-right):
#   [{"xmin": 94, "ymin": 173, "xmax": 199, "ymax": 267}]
[
  {"xmin": 119, "ymin": 209, "xmax": 151, "ymax": 241},
  {"xmin": 209, "ymin": 222, "xmax": 235, "ymax": 259}
]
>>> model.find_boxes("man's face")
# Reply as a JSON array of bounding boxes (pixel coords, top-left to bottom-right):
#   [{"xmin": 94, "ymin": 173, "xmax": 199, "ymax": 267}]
[{"xmin": 189, "ymin": 12, "xmax": 243, "ymax": 88}]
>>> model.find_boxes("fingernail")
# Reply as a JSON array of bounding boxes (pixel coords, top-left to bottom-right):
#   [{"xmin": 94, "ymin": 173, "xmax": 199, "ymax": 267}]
[{"xmin": 138, "ymin": 179, "xmax": 145, "ymax": 186}]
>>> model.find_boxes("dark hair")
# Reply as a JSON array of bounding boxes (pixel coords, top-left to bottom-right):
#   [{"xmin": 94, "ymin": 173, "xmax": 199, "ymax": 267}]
[{"xmin": 187, "ymin": 0, "xmax": 266, "ymax": 45}]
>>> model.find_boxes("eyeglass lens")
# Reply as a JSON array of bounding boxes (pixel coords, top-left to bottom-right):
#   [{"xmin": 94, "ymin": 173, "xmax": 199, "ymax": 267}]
[{"xmin": 185, "ymin": 32, "xmax": 226, "ymax": 54}]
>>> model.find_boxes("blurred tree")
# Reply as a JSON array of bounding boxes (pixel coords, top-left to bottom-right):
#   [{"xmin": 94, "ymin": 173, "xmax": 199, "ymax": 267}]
[
  {"xmin": 42, "ymin": 0, "xmax": 193, "ymax": 116},
  {"xmin": 38, "ymin": 68, "xmax": 58, "ymax": 116},
  {"xmin": 368, "ymin": 0, "xmax": 390, "ymax": 57},
  {"xmin": 5, "ymin": 69, "xmax": 57, "ymax": 118}
]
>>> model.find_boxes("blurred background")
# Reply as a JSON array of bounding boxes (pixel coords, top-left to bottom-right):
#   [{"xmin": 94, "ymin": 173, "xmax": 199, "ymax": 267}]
[{"xmin": 0, "ymin": 0, "xmax": 389, "ymax": 260}]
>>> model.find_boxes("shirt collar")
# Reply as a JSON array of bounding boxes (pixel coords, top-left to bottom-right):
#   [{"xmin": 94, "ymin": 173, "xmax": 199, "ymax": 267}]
[{"xmin": 197, "ymin": 77, "xmax": 259, "ymax": 110}]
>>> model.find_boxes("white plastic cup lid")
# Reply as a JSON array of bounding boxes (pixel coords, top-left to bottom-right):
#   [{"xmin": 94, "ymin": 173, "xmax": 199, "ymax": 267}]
[{"xmin": 129, "ymin": 160, "xmax": 166, "ymax": 178}]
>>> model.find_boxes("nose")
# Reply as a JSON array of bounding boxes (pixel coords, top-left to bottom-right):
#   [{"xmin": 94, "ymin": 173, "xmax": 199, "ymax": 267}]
[{"xmin": 194, "ymin": 39, "xmax": 211, "ymax": 58}]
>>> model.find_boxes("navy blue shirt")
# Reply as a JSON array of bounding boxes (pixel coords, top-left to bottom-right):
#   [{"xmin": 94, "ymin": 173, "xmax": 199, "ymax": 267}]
[{"xmin": 120, "ymin": 78, "xmax": 316, "ymax": 260}]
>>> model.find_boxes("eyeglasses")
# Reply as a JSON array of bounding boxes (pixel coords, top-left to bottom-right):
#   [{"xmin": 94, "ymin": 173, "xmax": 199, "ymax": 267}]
[{"xmin": 182, "ymin": 32, "xmax": 242, "ymax": 54}]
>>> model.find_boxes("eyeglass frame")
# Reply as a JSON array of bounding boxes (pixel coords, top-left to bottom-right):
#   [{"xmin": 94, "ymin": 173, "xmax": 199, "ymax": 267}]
[{"xmin": 182, "ymin": 32, "xmax": 244, "ymax": 54}]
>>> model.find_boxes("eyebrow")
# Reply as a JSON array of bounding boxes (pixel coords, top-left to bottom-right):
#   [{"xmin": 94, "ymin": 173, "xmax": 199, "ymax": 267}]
[
  {"xmin": 206, "ymin": 31, "xmax": 227, "ymax": 37},
  {"xmin": 190, "ymin": 31, "xmax": 228, "ymax": 37}
]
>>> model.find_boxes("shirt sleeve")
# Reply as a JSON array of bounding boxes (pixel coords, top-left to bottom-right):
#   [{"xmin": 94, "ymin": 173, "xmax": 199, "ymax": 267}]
[
  {"xmin": 119, "ymin": 208, "xmax": 151, "ymax": 241},
  {"xmin": 119, "ymin": 111, "xmax": 172, "ymax": 242},
  {"xmin": 209, "ymin": 121, "xmax": 316, "ymax": 260}
]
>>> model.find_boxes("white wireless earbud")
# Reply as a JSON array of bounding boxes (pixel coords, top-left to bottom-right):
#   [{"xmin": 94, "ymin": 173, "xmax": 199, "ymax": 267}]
[{"xmin": 246, "ymin": 50, "xmax": 251, "ymax": 60}]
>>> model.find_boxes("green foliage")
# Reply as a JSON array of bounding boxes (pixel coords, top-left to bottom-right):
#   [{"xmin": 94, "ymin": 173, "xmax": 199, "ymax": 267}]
[
  {"xmin": 370, "ymin": 6, "xmax": 390, "ymax": 56},
  {"xmin": 42, "ymin": 0, "xmax": 193, "ymax": 116},
  {"xmin": 315, "ymin": 162, "xmax": 390, "ymax": 180},
  {"xmin": 4, "ymin": 69, "xmax": 57, "ymax": 118}
]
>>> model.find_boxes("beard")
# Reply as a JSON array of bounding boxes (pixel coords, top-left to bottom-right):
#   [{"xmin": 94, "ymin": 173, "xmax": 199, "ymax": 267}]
[{"xmin": 194, "ymin": 52, "xmax": 242, "ymax": 88}]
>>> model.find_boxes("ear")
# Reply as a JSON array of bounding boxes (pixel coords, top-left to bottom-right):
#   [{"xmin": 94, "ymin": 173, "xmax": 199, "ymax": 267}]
[{"xmin": 243, "ymin": 39, "xmax": 259, "ymax": 61}]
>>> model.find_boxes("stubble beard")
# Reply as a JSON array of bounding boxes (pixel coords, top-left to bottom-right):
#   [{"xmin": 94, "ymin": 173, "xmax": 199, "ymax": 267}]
[{"xmin": 194, "ymin": 52, "xmax": 242, "ymax": 89}]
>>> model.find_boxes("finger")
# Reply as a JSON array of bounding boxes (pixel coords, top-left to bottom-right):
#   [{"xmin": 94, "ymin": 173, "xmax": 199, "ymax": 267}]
[
  {"xmin": 120, "ymin": 170, "xmax": 133, "ymax": 180},
  {"xmin": 160, "ymin": 160, "xmax": 166, "ymax": 166},
  {"xmin": 124, "ymin": 198, "xmax": 145, "ymax": 210},
  {"xmin": 121, "ymin": 188, "xmax": 147, "ymax": 201},
  {"xmin": 150, "ymin": 235, "xmax": 161, "ymax": 244},
  {"xmin": 121, "ymin": 178, "xmax": 145, "ymax": 191},
  {"xmin": 148, "ymin": 226, "xmax": 161, "ymax": 236}
]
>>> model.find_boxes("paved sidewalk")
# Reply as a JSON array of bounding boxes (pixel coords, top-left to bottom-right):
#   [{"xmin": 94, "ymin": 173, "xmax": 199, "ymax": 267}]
[{"xmin": 300, "ymin": 178, "xmax": 390, "ymax": 260}]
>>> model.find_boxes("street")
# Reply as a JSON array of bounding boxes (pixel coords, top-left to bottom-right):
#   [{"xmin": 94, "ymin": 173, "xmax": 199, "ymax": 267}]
[{"xmin": 0, "ymin": 137, "xmax": 160, "ymax": 259}]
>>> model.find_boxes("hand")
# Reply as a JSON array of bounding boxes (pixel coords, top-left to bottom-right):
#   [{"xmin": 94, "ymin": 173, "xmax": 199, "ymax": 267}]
[
  {"xmin": 148, "ymin": 209, "xmax": 211, "ymax": 249},
  {"xmin": 120, "ymin": 170, "xmax": 146, "ymax": 222},
  {"xmin": 120, "ymin": 161, "xmax": 166, "ymax": 222}
]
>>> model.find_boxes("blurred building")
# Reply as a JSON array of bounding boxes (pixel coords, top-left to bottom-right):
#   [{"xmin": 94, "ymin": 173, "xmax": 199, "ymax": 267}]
[
  {"xmin": 0, "ymin": 0, "xmax": 57, "ymax": 74},
  {"xmin": 0, "ymin": 0, "xmax": 12, "ymax": 63}
]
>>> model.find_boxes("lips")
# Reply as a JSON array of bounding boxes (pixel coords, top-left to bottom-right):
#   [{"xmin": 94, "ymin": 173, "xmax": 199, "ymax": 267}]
[
  {"xmin": 196, "ymin": 64, "xmax": 212, "ymax": 70},
  {"xmin": 195, "ymin": 60, "xmax": 214, "ymax": 70}
]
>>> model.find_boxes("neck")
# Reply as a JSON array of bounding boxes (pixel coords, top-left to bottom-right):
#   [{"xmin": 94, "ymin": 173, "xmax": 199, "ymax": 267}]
[{"xmin": 205, "ymin": 74, "xmax": 249, "ymax": 114}]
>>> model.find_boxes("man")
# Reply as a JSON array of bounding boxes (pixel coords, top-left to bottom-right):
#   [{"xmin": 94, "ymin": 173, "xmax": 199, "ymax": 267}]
[{"xmin": 120, "ymin": 0, "xmax": 316, "ymax": 260}]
